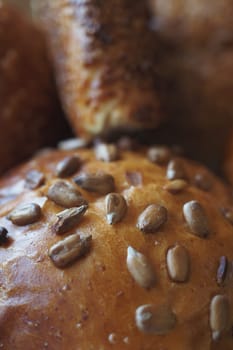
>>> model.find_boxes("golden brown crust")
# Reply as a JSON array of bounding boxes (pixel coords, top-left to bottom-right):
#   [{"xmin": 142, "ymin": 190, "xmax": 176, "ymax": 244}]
[
  {"xmin": 0, "ymin": 4, "xmax": 69, "ymax": 174},
  {"xmin": 148, "ymin": 0, "xmax": 233, "ymax": 168},
  {"xmin": 0, "ymin": 143, "xmax": 233, "ymax": 349},
  {"xmin": 32, "ymin": 0, "xmax": 163, "ymax": 138}
]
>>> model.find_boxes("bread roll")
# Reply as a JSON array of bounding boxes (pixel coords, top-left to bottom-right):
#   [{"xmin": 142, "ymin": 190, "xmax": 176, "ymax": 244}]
[
  {"xmin": 0, "ymin": 141, "xmax": 233, "ymax": 349},
  {"xmin": 149, "ymin": 0, "xmax": 233, "ymax": 167},
  {"xmin": 32, "ymin": 0, "xmax": 162, "ymax": 139},
  {"xmin": 0, "ymin": 4, "xmax": 69, "ymax": 173}
]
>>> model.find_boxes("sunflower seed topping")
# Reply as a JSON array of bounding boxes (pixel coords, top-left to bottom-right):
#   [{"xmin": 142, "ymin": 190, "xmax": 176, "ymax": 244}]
[
  {"xmin": 56, "ymin": 156, "xmax": 80, "ymax": 178},
  {"xmin": 166, "ymin": 159, "xmax": 187, "ymax": 181},
  {"xmin": 105, "ymin": 193, "xmax": 127, "ymax": 224},
  {"xmin": 164, "ymin": 179, "xmax": 188, "ymax": 194},
  {"xmin": 53, "ymin": 205, "xmax": 88, "ymax": 235},
  {"xmin": 7, "ymin": 203, "xmax": 41, "ymax": 226},
  {"xmin": 221, "ymin": 207, "xmax": 233, "ymax": 225},
  {"xmin": 147, "ymin": 146, "xmax": 171, "ymax": 165},
  {"xmin": 217, "ymin": 256, "xmax": 228, "ymax": 285},
  {"xmin": 127, "ymin": 246, "xmax": 156, "ymax": 289},
  {"xmin": 135, "ymin": 304, "xmax": 176, "ymax": 335},
  {"xmin": 95, "ymin": 143, "xmax": 118, "ymax": 162},
  {"xmin": 210, "ymin": 295, "xmax": 230, "ymax": 341},
  {"xmin": 137, "ymin": 204, "xmax": 167, "ymax": 233},
  {"xmin": 0, "ymin": 226, "xmax": 8, "ymax": 245},
  {"xmin": 58, "ymin": 138, "xmax": 89, "ymax": 151},
  {"xmin": 194, "ymin": 173, "xmax": 212, "ymax": 191},
  {"xmin": 74, "ymin": 173, "xmax": 115, "ymax": 195},
  {"xmin": 125, "ymin": 171, "xmax": 142, "ymax": 186},
  {"xmin": 49, "ymin": 233, "xmax": 92, "ymax": 268},
  {"xmin": 167, "ymin": 245, "xmax": 190, "ymax": 282},
  {"xmin": 47, "ymin": 181, "xmax": 87, "ymax": 208},
  {"xmin": 117, "ymin": 136, "xmax": 137, "ymax": 151},
  {"xmin": 25, "ymin": 170, "xmax": 45, "ymax": 190},
  {"xmin": 183, "ymin": 200, "xmax": 210, "ymax": 238}
]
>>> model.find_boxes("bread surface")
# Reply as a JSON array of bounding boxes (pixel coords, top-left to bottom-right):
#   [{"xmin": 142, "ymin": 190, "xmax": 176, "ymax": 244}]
[
  {"xmin": 32, "ymin": 0, "xmax": 163, "ymax": 138},
  {"xmin": 0, "ymin": 142, "xmax": 233, "ymax": 349}
]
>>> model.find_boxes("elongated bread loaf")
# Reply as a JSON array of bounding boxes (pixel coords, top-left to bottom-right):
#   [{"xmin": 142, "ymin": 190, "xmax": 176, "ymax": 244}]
[{"xmin": 32, "ymin": 0, "xmax": 163, "ymax": 139}]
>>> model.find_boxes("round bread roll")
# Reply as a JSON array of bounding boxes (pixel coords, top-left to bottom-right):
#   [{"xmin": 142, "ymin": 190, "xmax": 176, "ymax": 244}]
[
  {"xmin": 31, "ymin": 0, "xmax": 162, "ymax": 139},
  {"xmin": 148, "ymin": 0, "xmax": 233, "ymax": 168},
  {"xmin": 0, "ymin": 141, "xmax": 233, "ymax": 349},
  {"xmin": 224, "ymin": 130, "xmax": 233, "ymax": 185},
  {"xmin": 0, "ymin": 4, "xmax": 69, "ymax": 174}
]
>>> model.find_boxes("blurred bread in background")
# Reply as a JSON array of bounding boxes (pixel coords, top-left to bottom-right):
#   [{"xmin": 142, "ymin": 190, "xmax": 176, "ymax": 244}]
[
  {"xmin": 148, "ymin": 0, "xmax": 233, "ymax": 170},
  {"xmin": 32, "ymin": 0, "xmax": 163, "ymax": 140},
  {"xmin": 0, "ymin": 3, "xmax": 70, "ymax": 174}
]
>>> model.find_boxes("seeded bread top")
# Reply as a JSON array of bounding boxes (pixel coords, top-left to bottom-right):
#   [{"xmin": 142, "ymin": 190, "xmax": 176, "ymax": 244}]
[{"xmin": 0, "ymin": 140, "xmax": 233, "ymax": 350}]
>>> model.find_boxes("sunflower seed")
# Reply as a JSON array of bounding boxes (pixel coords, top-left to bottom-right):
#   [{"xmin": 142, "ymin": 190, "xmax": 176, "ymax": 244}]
[
  {"xmin": 147, "ymin": 146, "xmax": 171, "ymax": 165},
  {"xmin": 25, "ymin": 170, "xmax": 45, "ymax": 190},
  {"xmin": 135, "ymin": 304, "xmax": 176, "ymax": 335},
  {"xmin": 95, "ymin": 143, "xmax": 118, "ymax": 162},
  {"xmin": 183, "ymin": 200, "xmax": 210, "ymax": 238},
  {"xmin": 167, "ymin": 245, "xmax": 190, "ymax": 282},
  {"xmin": 125, "ymin": 171, "xmax": 142, "ymax": 186},
  {"xmin": 0, "ymin": 226, "xmax": 8, "ymax": 245},
  {"xmin": 166, "ymin": 159, "xmax": 187, "ymax": 180},
  {"xmin": 53, "ymin": 205, "xmax": 88, "ymax": 235},
  {"xmin": 210, "ymin": 295, "xmax": 230, "ymax": 341},
  {"xmin": 49, "ymin": 233, "xmax": 92, "ymax": 268},
  {"xmin": 221, "ymin": 207, "xmax": 233, "ymax": 225},
  {"xmin": 127, "ymin": 246, "xmax": 156, "ymax": 289},
  {"xmin": 74, "ymin": 173, "xmax": 115, "ymax": 195},
  {"xmin": 47, "ymin": 181, "xmax": 87, "ymax": 208},
  {"xmin": 194, "ymin": 173, "xmax": 212, "ymax": 191},
  {"xmin": 58, "ymin": 138, "xmax": 89, "ymax": 151},
  {"xmin": 105, "ymin": 193, "xmax": 127, "ymax": 224},
  {"xmin": 137, "ymin": 204, "xmax": 167, "ymax": 233},
  {"xmin": 56, "ymin": 156, "xmax": 81, "ymax": 178},
  {"xmin": 171, "ymin": 145, "xmax": 184, "ymax": 156},
  {"xmin": 7, "ymin": 203, "xmax": 41, "ymax": 226},
  {"xmin": 164, "ymin": 179, "xmax": 188, "ymax": 194},
  {"xmin": 217, "ymin": 256, "xmax": 228, "ymax": 285},
  {"xmin": 117, "ymin": 136, "xmax": 137, "ymax": 151}
]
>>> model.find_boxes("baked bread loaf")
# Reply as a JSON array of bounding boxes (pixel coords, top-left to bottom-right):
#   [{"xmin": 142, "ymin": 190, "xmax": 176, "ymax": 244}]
[
  {"xmin": 148, "ymin": 0, "xmax": 233, "ymax": 168},
  {"xmin": 32, "ymin": 0, "xmax": 162, "ymax": 139},
  {"xmin": 0, "ymin": 140, "xmax": 233, "ymax": 349},
  {"xmin": 0, "ymin": 4, "xmax": 69, "ymax": 174}
]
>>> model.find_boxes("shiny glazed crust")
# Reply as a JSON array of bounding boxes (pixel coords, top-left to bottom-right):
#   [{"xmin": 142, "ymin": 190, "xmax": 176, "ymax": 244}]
[
  {"xmin": 32, "ymin": 0, "xmax": 162, "ymax": 138},
  {"xmin": 0, "ymin": 143, "xmax": 233, "ymax": 349},
  {"xmin": 0, "ymin": 4, "xmax": 69, "ymax": 173}
]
